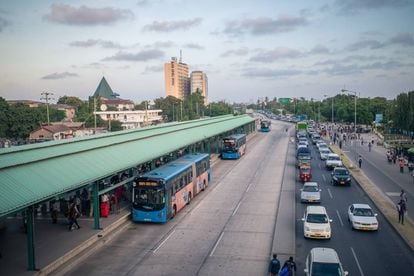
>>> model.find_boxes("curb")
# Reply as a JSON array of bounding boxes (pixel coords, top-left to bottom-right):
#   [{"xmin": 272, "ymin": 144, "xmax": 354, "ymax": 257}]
[
  {"xmin": 36, "ymin": 212, "xmax": 131, "ymax": 276},
  {"xmin": 330, "ymin": 144, "xmax": 414, "ymax": 251}
]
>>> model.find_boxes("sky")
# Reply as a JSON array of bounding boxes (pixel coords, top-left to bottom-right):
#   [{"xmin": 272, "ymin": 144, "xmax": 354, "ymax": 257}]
[{"xmin": 0, "ymin": 0, "xmax": 413, "ymax": 104}]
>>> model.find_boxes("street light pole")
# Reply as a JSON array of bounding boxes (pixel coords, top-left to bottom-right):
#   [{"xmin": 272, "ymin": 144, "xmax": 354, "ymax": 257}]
[
  {"xmin": 341, "ymin": 89, "xmax": 357, "ymax": 133},
  {"xmin": 324, "ymin": 94, "xmax": 334, "ymax": 124}
]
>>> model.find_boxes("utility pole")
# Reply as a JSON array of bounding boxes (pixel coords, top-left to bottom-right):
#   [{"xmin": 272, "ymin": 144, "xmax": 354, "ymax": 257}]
[
  {"xmin": 180, "ymin": 101, "xmax": 183, "ymax": 121},
  {"xmin": 40, "ymin": 92, "xmax": 54, "ymax": 125},
  {"xmin": 93, "ymin": 97, "xmax": 97, "ymax": 133}
]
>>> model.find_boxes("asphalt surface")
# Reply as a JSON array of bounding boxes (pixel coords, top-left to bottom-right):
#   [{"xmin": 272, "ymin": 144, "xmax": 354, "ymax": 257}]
[
  {"xmin": 294, "ymin": 134, "xmax": 414, "ymax": 276},
  {"xmin": 59, "ymin": 122, "xmax": 293, "ymax": 276}
]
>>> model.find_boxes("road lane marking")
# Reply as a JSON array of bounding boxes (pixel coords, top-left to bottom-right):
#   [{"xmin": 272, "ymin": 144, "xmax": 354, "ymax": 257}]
[
  {"xmin": 322, "ymin": 174, "xmax": 326, "ymax": 182},
  {"xmin": 246, "ymin": 182, "xmax": 253, "ymax": 192},
  {"xmin": 210, "ymin": 232, "xmax": 224, "ymax": 257},
  {"xmin": 342, "ymin": 150, "xmax": 350, "ymax": 153},
  {"xmin": 327, "ymin": 188, "xmax": 333, "ymax": 199},
  {"xmin": 386, "ymin": 192, "xmax": 401, "ymax": 197},
  {"xmin": 336, "ymin": 210, "xmax": 344, "ymax": 226},
  {"xmin": 154, "ymin": 230, "xmax": 176, "ymax": 254},
  {"xmin": 232, "ymin": 202, "xmax": 241, "ymax": 216},
  {"xmin": 351, "ymin": 247, "xmax": 365, "ymax": 276}
]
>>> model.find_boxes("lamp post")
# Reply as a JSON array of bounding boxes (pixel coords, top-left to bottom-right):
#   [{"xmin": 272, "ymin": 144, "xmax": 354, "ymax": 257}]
[{"xmin": 341, "ymin": 89, "xmax": 357, "ymax": 133}]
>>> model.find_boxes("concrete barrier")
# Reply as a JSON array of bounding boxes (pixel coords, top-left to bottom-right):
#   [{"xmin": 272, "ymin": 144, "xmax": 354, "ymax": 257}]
[{"xmin": 330, "ymin": 144, "xmax": 414, "ymax": 250}]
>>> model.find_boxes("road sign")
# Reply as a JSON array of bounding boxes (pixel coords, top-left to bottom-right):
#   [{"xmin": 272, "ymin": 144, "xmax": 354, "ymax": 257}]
[{"xmin": 278, "ymin": 98, "xmax": 291, "ymax": 104}]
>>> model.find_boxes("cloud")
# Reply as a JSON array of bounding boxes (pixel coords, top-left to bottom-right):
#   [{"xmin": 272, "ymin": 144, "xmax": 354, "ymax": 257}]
[
  {"xmin": 336, "ymin": 0, "xmax": 411, "ymax": 13},
  {"xmin": 242, "ymin": 67, "xmax": 302, "ymax": 78},
  {"xmin": 388, "ymin": 33, "xmax": 414, "ymax": 46},
  {"xmin": 183, "ymin": 43, "xmax": 204, "ymax": 50},
  {"xmin": 103, "ymin": 49, "xmax": 165, "ymax": 62},
  {"xmin": 41, "ymin": 72, "xmax": 79, "ymax": 80},
  {"xmin": 69, "ymin": 39, "xmax": 122, "ymax": 48},
  {"xmin": 223, "ymin": 15, "xmax": 308, "ymax": 36},
  {"xmin": 250, "ymin": 47, "xmax": 302, "ymax": 62},
  {"xmin": 144, "ymin": 41, "xmax": 175, "ymax": 48},
  {"xmin": 220, "ymin": 47, "xmax": 249, "ymax": 57},
  {"xmin": 143, "ymin": 65, "xmax": 164, "ymax": 74},
  {"xmin": 345, "ymin": 39, "xmax": 384, "ymax": 51},
  {"xmin": 143, "ymin": 18, "xmax": 202, "ymax": 32},
  {"xmin": 137, "ymin": 0, "xmax": 163, "ymax": 6},
  {"xmin": 309, "ymin": 44, "xmax": 331, "ymax": 55},
  {"xmin": 44, "ymin": 4, "xmax": 133, "ymax": 26},
  {"xmin": 0, "ymin": 16, "xmax": 10, "ymax": 32}
]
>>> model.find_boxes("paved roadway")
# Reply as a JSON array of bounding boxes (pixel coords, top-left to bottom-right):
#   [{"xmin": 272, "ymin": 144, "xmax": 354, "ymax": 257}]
[
  {"xmin": 295, "ymin": 134, "xmax": 414, "ymax": 276},
  {"xmin": 60, "ymin": 122, "xmax": 292, "ymax": 276}
]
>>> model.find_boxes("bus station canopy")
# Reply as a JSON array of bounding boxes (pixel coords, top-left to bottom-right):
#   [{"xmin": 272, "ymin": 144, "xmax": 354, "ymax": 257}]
[{"xmin": 0, "ymin": 115, "xmax": 255, "ymax": 218}]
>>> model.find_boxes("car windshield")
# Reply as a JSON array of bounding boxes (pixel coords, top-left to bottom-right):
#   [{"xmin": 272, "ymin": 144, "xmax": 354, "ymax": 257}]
[
  {"xmin": 306, "ymin": 213, "xmax": 328, "ymax": 223},
  {"xmin": 335, "ymin": 169, "xmax": 348, "ymax": 176},
  {"xmin": 321, "ymin": 150, "xmax": 330, "ymax": 154},
  {"xmin": 311, "ymin": 262, "xmax": 343, "ymax": 276},
  {"xmin": 303, "ymin": 186, "xmax": 319, "ymax": 192},
  {"xmin": 328, "ymin": 156, "xmax": 340, "ymax": 161},
  {"xmin": 354, "ymin": 208, "xmax": 374, "ymax": 216}
]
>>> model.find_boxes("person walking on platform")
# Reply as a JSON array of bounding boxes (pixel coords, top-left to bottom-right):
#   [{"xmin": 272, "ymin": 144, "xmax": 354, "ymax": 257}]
[
  {"xmin": 268, "ymin": 254, "xmax": 281, "ymax": 276},
  {"xmin": 399, "ymin": 158, "xmax": 405, "ymax": 173},
  {"xmin": 368, "ymin": 142, "xmax": 372, "ymax": 152},
  {"xmin": 68, "ymin": 202, "xmax": 81, "ymax": 231},
  {"xmin": 397, "ymin": 199, "xmax": 407, "ymax": 225}
]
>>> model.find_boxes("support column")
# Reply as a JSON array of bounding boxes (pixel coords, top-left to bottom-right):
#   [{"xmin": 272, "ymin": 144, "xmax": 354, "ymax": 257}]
[
  {"xmin": 26, "ymin": 206, "xmax": 36, "ymax": 271},
  {"xmin": 93, "ymin": 181, "xmax": 100, "ymax": 230}
]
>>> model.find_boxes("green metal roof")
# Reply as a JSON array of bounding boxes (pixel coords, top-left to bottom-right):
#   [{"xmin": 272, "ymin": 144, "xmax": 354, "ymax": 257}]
[
  {"xmin": 93, "ymin": 77, "xmax": 118, "ymax": 99},
  {"xmin": 0, "ymin": 115, "xmax": 254, "ymax": 218}
]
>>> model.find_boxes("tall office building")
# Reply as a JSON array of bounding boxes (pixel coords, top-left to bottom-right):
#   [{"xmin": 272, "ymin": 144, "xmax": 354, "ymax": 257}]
[
  {"xmin": 190, "ymin": 71, "xmax": 208, "ymax": 105},
  {"xmin": 164, "ymin": 57, "xmax": 190, "ymax": 101}
]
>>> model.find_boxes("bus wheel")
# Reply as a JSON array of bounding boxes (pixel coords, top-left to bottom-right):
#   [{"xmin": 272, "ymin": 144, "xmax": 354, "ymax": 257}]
[
  {"xmin": 187, "ymin": 193, "xmax": 192, "ymax": 205},
  {"xmin": 172, "ymin": 206, "xmax": 177, "ymax": 219}
]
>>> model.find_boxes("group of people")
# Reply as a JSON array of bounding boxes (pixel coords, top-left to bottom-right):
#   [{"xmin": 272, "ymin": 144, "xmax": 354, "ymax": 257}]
[{"xmin": 268, "ymin": 254, "xmax": 296, "ymax": 276}]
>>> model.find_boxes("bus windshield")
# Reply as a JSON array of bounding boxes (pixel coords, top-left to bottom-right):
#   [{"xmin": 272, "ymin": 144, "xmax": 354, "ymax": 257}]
[
  {"xmin": 133, "ymin": 188, "xmax": 165, "ymax": 211},
  {"xmin": 223, "ymin": 139, "xmax": 236, "ymax": 150}
]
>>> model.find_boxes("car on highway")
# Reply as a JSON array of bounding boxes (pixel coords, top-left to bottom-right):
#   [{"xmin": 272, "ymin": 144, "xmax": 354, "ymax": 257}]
[
  {"xmin": 319, "ymin": 149, "xmax": 331, "ymax": 160},
  {"xmin": 302, "ymin": 206, "xmax": 332, "ymax": 239},
  {"xmin": 347, "ymin": 203, "xmax": 379, "ymax": 231},
  {"xmin": 311, "ymin": 134, "xmax": 321, "ymax": 144},
  {"xmin": 317, "ymin": 143, "xmax": 329, "ymax": 153},
  {"xmin": 298, "ymin": 141, "xmax": 309, "ymax": 148},
  {"xmin": 300, "ymin": 182, "xmax": 321, "ymax": 203},
  {"xmin": 325, "ymin": 153, "xmax": 342, "ymax": 170},
  {"xmin": 304, "ymin": 247, "xmax": 348, "ymax": 276},
  {"xmin": 299, "ymin": 165, "xmax": 312, "ymax": 183},
  {"xmin": 297, "ymin": 153, "xmax": 312, "ymax": 168},
  {"xmin": 331, "ymin": 167, "xmax": 351, "ymax": 186}
]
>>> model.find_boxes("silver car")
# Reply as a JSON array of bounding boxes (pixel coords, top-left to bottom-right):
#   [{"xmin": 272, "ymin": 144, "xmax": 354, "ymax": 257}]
[
  {"xmin": 301, "ymin": 182, "xmax": 321, "ymax": 203},
  {"xmin": 348, "ymin": 203, "xmax": 379, "ymax": 231}
]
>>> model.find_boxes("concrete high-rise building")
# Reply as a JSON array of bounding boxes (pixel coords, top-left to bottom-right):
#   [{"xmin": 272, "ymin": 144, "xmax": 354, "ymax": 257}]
[
  {"xmin": 164, "ymin": 57, "xmax": 190, "ymax": 101},
  {"xmin": 190, "ymin": 71, "xmax": 208, "ymax": 105}
]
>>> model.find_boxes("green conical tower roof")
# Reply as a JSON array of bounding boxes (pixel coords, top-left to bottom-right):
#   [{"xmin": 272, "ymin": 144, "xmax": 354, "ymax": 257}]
[{"xmin": 93, "ymin": 77, "xmax": 119, "ymax": 99}]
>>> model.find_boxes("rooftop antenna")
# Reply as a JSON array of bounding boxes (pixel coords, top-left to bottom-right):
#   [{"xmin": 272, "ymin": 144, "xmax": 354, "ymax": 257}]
[{"xmin": 179, "ymin": 49, "xmax": 182, "ymax": 63}]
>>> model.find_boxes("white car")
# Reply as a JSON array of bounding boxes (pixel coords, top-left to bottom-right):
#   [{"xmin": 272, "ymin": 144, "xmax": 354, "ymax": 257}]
[
  {"xmin": 304, "ymin": 248, "xmax": 348, "ymax": 276},
  {"xmin": 301, "ymin": 182, "xmax": 321, "ymax": 203},
  {"xmin": 298, "ymin": 141, "xmax": 309, "ymax": 148},
  {"xmin": 319, "ymin": 149, "xmax": 331, "ymax": 160},
  {"xmin": 325, "ymin": 153, "xmax": 342, "ymax": 169},
  {"xmin": 348, "ymin": 204, "xmax": 378, "ymax": 231},
  {"xmin": 317, "ymin": 143, "xmax": 329, "ymax": 153},
  {"xmin": 302, "ymin": 206, "xmax": 332, "ymax": 239}
]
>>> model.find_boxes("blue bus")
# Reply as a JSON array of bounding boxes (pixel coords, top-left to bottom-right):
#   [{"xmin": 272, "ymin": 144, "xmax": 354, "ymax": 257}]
[
  {"xmin": 132, "ymin": 153, "xmax": 210, "ymax": 223},
  {"xmin": 221, "ymin": 134, "xmax": 247, "ymax": 160},
  {"xmin": 260, "ymin": 120, "xmax": 271, "ymax": 132}
]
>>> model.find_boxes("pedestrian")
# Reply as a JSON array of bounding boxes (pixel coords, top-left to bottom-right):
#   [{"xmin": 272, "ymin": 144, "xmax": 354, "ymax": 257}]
[
  {"xmin": 399, "ymin": 158, "xmax": 405, "ymax": 173},
  {"xmin": 400, "ymin": 189, "xmax": 408, "ymax": 203},
  {"xmin": 397, "ymin": 199, "xmax": 407, "ymax": 225},
  {"xmin": 68, "ymin": 201, "xmax": 81, "ymax": 231},
  {"xmin": 268, "ymin": 253, "xmax": 281, "ymax": 276},
  {"xmin": 51, "ymin": 199, "xmax": 59, "ymax": 224},
  {"xmin": 361, "ymin": 137, "xmax": 364, "ymax": 145},
  {"xmin": 358, "ymin": 155, "xmax": 362, "ymax": 168},
  {"xmin": 74, "ymin": 194, "xmax": 82, "ymax": 215},
  {"xmin": 281, "ymin": 256, "xmax": 297, "ymax": 276},
  {"xmin": 339, "ymin": 140, "xmax": 342, "ymax": 149},
  {"xmin": 368, "ymin": 142, "xmax": 372, "ymax": 152}
]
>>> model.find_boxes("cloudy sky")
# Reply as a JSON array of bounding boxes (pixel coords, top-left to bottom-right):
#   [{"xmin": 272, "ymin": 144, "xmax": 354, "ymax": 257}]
[{"xmin": 0, "ymin": 0, "xmax": 413, "ymax": 103}]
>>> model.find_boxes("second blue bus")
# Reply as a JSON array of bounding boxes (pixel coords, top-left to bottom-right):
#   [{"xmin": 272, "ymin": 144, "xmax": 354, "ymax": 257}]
[{"xmin": 221, "ymin": 134, "xmax": 247, "ymax": 160}]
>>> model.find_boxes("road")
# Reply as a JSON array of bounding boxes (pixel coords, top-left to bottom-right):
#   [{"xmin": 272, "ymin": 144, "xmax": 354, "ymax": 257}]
[
  {"xmin": 61, "ymin": 122, "xmax": 292, "ymax": 276},
  {"xmin": 58, "ymin": 120, "xmax": 414, "ymax": 275},
  {"xmin": 295, "ymin": 134, "xmax": 414, "ymax": 275}
]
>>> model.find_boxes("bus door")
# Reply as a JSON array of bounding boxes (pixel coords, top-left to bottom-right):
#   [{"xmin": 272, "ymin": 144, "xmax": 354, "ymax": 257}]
[
  {"xmin": 167, "ymin": 187, "xmax": 173, "ymax": 218},
  {"xmin": 191, "ymin": 163, "xmax": 199, "ymax": 195}
]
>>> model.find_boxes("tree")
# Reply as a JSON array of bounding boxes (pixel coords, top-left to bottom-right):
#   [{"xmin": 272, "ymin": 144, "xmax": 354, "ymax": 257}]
[
  {"xmin": 0, "ymin": 97, "xmax": 9, "ymax": 137},
  {"xmin": 7, "ymin": 103, "xmax": 43, "ymax": 139}
]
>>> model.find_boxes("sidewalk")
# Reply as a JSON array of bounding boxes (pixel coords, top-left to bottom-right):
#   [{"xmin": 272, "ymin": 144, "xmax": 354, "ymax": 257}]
[{"xmin": 0, "ymin": 203, "xmax": 131, "ymax": 276}]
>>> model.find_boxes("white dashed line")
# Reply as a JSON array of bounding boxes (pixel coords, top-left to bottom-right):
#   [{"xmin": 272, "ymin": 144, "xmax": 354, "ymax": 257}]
[
  {"xmin": 232, "ymin": 202, "xmax": 241, "ymax": 216},
  {"xmin": 322, "ymin": 174, "xmax": 326, "ymax": 182},
  {"xmin": 154, "ymin": 230, "xmax": 175, "ymax": 254},
  {"xmin": 327, "ymin": 188, "xmax": 333, "ymax": 199},
  {"xmin": 335, "ymin": 209, "xmax": 344, "ymax": 227},
  {"xmin": 210, "ymin": 232, "xmax": 224, "ymax": 257},
  {"xmin": 351, "ymin": 247, "xmax": 365, "ymax": 276}
]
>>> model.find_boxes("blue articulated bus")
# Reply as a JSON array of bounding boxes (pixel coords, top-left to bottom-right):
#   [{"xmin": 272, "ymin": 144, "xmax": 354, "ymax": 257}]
[
  {"xmin": 260, "ymin": 120, "xmax": 271, "ymax": 132},
  {"xmin": 221, "ymin": 134, "xmax": 247, "ymax": 160},
  {"xmin": 132, "ymin": 153, "xmax": 211, "ymax": 223}
]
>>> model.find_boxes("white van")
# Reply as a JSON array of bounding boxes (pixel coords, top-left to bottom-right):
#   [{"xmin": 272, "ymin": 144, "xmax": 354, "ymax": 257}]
[{"xmin": 302, "ymin": 206, "xmax": 332, "ymax": 239}]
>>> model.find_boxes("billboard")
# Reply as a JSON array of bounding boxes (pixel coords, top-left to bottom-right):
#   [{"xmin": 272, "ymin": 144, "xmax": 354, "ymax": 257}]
[{"xmin": 278, "ymin": 98, "xmax": 291, "ymax": 104}]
